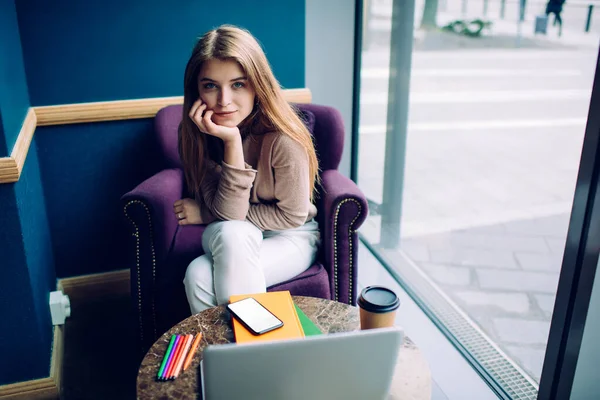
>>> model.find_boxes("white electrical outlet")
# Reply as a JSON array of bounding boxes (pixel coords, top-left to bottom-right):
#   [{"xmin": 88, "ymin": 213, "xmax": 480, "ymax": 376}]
[{"xmin": 49, "ymin": 290, "xmax": 71, "ymax": 325}]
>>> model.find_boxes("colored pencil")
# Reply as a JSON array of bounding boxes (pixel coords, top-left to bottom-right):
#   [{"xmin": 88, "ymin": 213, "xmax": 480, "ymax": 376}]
[
  {"xmin": 183, "ymin": 333, "xmax": 203, "ymax": 371},
  {"xmin": 156, "ymin": 335, "xmax": 176, "ymax": 380},
  {"xmin": 172, "ymin": 335, "xmax": 193, "ymax": 379},
  {"xmin": 165, "ymin": 334, "xmax": 186, "ymax": 380},
  {"xmin": 161, "ymin": 335, "xmax": 181, "ymax": 380}
]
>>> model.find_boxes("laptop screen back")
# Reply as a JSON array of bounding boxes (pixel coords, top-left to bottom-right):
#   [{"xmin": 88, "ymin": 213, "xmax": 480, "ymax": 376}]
[{"xmin": 201, "ymin": 327, "xmax": 403, "ymax": 400}]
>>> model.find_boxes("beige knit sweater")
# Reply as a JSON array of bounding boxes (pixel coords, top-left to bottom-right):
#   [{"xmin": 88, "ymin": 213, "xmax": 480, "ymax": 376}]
[{"xmin": 196, "ymin": 131, "xmax": 317, "ymax": 231}]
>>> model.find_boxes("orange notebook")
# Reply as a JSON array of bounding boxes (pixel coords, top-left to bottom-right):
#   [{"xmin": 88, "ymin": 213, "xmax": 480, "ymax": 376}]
[{"xmin": 229, "ymin": 291, "xmax": 305, "ymax": 344}]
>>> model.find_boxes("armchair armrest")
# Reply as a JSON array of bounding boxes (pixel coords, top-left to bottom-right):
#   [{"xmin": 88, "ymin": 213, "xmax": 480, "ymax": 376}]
[
  {"xmin": 317, "ymin": 170, "xmax": 369, "ymax": 305},
  {"xmin": 120, "ymin": 168, "xmax": 184, "ymax": 353},
  {"xmin": 121, "ymin": 168, "xmax": 184, "ymax": 262}
]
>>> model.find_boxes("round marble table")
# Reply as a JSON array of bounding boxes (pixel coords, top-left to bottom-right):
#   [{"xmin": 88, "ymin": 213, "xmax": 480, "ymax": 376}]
[{"xmin": 137, "ymin": 296, "xmax": 431, "ymax": 399}]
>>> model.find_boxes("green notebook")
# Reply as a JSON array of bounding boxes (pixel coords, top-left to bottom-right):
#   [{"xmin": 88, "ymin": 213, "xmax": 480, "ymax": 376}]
[{"xmin": 294, "ymin": 304, "xmax": 322, "ymax": 336}]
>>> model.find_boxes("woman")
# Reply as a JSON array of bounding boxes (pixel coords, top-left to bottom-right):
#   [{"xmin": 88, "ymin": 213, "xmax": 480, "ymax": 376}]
[{"xmin": 174, "ymin": 25, "xmax": 320, "ymax": 314}]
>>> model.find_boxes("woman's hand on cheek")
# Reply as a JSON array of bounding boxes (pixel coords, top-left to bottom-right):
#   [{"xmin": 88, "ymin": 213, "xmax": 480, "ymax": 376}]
[
  {"xmin": 200, "ymin": 110, "xmax": 241, "ymax": 143},
  {"xmin": 189, "ymin": 99, "xmax": 241, "ymax": 144}
]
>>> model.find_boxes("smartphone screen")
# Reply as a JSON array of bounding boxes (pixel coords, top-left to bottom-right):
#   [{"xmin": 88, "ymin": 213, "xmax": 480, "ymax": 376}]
[{"xmin": 227, "ymin": 297, "xmax": 284, "ymax": 335}]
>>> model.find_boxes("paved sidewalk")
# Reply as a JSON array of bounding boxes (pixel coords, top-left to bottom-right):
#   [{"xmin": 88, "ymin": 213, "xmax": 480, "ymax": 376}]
[
  {"xmin": 358, "ymin": 8, "xmax": 598, "ymax": 383},
  {"xmin": 400, "ymin": 214, "xmax": 568, "ymax": 381},
  {"xmin": 365, "ymin": 1, "xmax": 600, "ymax": 51},
  {"xmin": 463, "ymin": 13, "xmax": 600, "ymax": 50}
]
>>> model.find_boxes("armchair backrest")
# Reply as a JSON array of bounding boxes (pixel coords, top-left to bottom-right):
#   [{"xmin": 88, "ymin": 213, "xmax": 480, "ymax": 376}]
[{"xmin": 154, "ymin": 103, "xmax": 345, "ymax": 172}]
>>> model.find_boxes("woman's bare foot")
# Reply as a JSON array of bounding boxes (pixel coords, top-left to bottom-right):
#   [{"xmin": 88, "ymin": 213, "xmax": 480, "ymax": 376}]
[{"xmin": 173, "ymin": 198, "xmax": 203, "ymax": 225}]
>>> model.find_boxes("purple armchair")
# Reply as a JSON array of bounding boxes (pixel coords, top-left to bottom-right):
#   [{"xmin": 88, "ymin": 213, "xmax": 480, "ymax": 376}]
[{"xmin": 121, "ymin": 103, "xmax": 368, "ymax": 353}]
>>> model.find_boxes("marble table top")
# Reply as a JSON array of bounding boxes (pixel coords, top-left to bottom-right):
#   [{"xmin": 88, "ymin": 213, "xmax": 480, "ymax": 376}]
[{"xmin": 137, "ymin": 296, "xmax": 431, "ymax": 399}]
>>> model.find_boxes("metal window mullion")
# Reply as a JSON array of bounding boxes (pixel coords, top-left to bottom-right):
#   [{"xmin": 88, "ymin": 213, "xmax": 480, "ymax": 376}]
[
  {"xmin": 538, "ymin": 46, "xmax": 600, "ymax": 400},
  {"xmin": 380, "ymin": 0, "xmax": 415, "ymax": 248}
]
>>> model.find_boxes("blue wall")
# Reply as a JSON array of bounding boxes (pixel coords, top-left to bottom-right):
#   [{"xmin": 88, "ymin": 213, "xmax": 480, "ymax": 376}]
[
  {"xmin": 0, "ymin": 186, "xmax": 51, "ymax": 383},
  {"xmin": 0, "ymin": 0, "xmax": 55, "ymax": 385},
  {"xmin": 34, "ymin": 120, "xmax": 159, "ymax": 277},
  {"xmin": 17, "ymin": 0, "xmax": 305, "ymax": 105},
  {"xmin": 0, "ymin": 143, "xmax": 56, "ymax": 384},
  {"xmin": 14, "ymin": 138, "xmax": 56, "ymax": 358},
  {"xmin": 14, "ymin": 0, "xmax": 306, "ymax": 278},
  {"xmin": 0, "ymin": 0, "xmax": 29, "ymax": 155}
]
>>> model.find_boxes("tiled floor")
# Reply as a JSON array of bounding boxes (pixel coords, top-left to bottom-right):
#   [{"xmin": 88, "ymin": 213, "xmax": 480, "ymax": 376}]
[
  {"xmin": 357, "ymin": 240, "xmax": 498, "ymax": 400},
  {"xmin": 399, "ymin": 214, "xmax": 567, "ymax": 381},
  {"xmin": 364, "ymin": 213, "xmax": 568, "ymax": 382}
]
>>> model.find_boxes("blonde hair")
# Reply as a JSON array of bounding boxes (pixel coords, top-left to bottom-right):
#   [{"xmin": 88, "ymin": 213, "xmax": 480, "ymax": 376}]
[{"xmin": 179, "ymin": 25, "xmax": 319, "ymax": 200}]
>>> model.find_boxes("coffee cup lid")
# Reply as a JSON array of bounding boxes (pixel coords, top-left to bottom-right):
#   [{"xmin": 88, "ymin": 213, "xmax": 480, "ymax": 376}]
[{"xmin": 358, "ymin": 286, "xmax": 400, "ymax": 313}]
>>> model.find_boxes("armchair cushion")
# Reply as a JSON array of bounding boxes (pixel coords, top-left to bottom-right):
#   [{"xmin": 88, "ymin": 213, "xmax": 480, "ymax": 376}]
[
  {"xmin": 268, "ymin": 263, "xmax": 330, "ymax": 298},
  {"xmin": 297, "ymin": 103, "xmax": 344, "ymax": 171},
  {"xmin": 155, "ymin": 108, "xmax": 183, "ymax": 170},
  {"xmin": 298, "ymin": 108, "xmax": 316, "ymax": 137}
]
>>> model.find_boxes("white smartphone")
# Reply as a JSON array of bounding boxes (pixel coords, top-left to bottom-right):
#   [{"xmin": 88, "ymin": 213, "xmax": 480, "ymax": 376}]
[{"xmin": 227, "ymin": 297, "xmax": 284, "ymax": 335}]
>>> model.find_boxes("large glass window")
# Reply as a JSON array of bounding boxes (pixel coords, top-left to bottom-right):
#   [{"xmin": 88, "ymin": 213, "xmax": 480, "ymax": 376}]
[{"xmin": 357, "ymin": 0, "xmax": 600, "ymax": 396}]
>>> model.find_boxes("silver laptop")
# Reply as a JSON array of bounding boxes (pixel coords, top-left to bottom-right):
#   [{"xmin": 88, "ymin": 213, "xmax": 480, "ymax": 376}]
[{"xmin": 200, "ymin": 327, "xmax": 404, "ymax": 400}]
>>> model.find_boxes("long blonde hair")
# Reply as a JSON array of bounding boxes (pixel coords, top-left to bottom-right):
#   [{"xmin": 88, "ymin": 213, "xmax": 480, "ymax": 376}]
[{"xmin": 179, "ymin": 25, "xmax": 319, "ymax": 200}]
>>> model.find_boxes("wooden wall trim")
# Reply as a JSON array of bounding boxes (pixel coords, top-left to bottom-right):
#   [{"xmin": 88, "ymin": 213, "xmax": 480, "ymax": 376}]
[
  {"xmin": 12, "ymin": 109, "xmax": 37, "ymax": 173},
  {"xmin": 0, "ymin": 109, "xmax": 37, "ymax": 184},
  {"xmin": 0, "ymin": 88, "xmax": 311, "ymax": 184},
  {"xmin": 59, "ymin": 269, "xmax": 130, "ymax": 302},
  {"xmin": 0, "ymin": 157, "xmax": 19, "ymax": 182},
  {"xmin": 34, "ymin": 88, "xmax": 311, "ymax": 126},
  {"xmin": 49, "ymin": 326, "xmax": 63, "ymax": 398},
  {"xmin": 34, "ymin": 96, "xmax": 185, "ymax": 126}
]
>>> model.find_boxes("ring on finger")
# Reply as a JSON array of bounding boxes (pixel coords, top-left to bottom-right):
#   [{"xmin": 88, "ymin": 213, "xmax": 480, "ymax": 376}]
[{"xmin": 178, "ymin": 213, "xmax": 184, "ymax": 220}]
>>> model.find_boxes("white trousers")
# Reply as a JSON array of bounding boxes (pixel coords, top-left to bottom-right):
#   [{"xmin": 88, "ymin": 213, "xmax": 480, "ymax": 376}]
[{"xmin": 183, "ymin": 219, "xmax": 320, "ymax": 314}]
